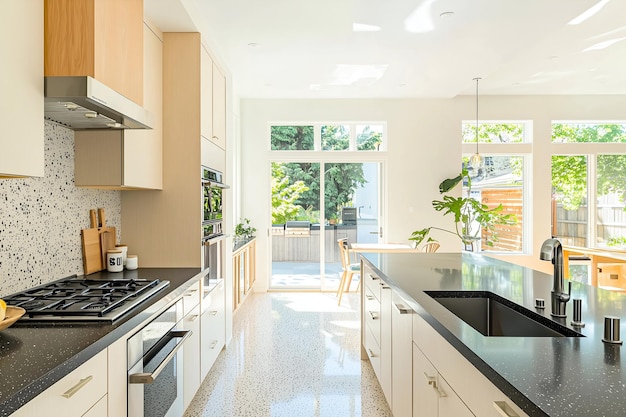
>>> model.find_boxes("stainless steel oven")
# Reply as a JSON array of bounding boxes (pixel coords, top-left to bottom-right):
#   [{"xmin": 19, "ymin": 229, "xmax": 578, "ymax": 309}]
[{"xmin": 128, "ymin": 300, "xmax": 191, "ymax": 417}]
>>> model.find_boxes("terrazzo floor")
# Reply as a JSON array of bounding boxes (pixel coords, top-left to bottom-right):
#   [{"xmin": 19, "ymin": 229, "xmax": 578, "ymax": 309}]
[{"xmin": 183, "ymin": 291, "xmax": 392, "ymax": 417}]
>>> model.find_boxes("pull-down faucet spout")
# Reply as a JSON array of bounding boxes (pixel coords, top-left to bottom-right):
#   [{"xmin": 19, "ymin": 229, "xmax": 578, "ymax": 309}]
[{"xmin": 540, "ymin": 238, "xmax": 571, "ymax": 318}]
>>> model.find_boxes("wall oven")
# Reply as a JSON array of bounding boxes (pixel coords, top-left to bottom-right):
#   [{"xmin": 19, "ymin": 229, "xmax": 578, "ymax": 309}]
[
  {"xmin": 202, "ymin": 166, "xmax": 229, "ymax": 238},
  {"xmin": 128, "ymin": 300, "xmax": 191, "ymax": 417}
]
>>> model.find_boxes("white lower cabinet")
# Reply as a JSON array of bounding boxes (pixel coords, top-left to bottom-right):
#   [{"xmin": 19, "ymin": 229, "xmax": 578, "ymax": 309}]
[
  {"xmin": 413, "ymin": 343, "xmax": 474, "ymax": 417},
  {"xmin": 11, "ymin": 349, "xmax": 108, "ymax": 417},
  {"xmin": 379, "ymin": 283, "xmax": 392, "ymax": 406},
  {"xmin": 391, "ymin": 291, "xmax": 413, "ymax": 417},
  {"xmin": 183, "ymin": 303, "xmax": 202, "ymax": 409},
  {"xmin": 201, "ymin": 280, "xmax": 226, "ymax": 380}
]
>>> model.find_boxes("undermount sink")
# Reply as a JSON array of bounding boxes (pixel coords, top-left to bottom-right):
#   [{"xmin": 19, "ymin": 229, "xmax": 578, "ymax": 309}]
[{"xmin": 426, "ymin": 291, "xmax": 583, "ymax": 337}]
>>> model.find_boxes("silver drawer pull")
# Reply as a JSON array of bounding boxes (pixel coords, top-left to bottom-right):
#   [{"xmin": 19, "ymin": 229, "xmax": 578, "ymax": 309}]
[
  {"xmin": 369, "ymin": 311, "xmax": 379, "ymax": 320},
  {"xmin": 210, "ymin": 340, "xmax": 218, "ymax": 349},
  {"xmin": 185, "ymin": 288, "xmax": 198, "ymax": 296},
  {"xmin": 62, "ymin": 375, "xmax": 93, "ymax": 399},
  {"xmin": 380, "ymin": 283, "xmax": 390, "ymax": 289},
  {"xmin": 424, "ymin": 372, "xmax": 437, "ymax": 387},
  {"xmin": 394, "ymin": 303, "xmax": 412, "ymax": 314},
  {"xmin": 188, "ymin": 314, "xmax": 200, "ymax": 322},
  {"xmin": 365, "ymin": 294, "xmax": 374, "ymax": 301},
  {"xmin": 368, "ymin": 274, "xmax": 379, "ymax": 281},
  {"xmin": 210, "ymin": 310, "xmax": 218, "ymax": 316},
  {"xmin": 367, "ymin": 348, "xmax": 377, "ymax": 358},
  {"xmin": 493, "ymin": 401, "xmax": 519, "ymax": 417},
  {"xmin": 129, "ymin": 330, "xmax": 192, "ymax": 384}
]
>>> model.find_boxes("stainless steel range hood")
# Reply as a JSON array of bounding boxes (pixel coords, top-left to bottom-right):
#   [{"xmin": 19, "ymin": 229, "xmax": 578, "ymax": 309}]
[{"xmin": 44, "ymin": 76, "xmax": 152, "ymax": 130}]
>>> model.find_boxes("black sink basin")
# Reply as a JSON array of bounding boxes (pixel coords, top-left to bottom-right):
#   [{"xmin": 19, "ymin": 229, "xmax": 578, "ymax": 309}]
[{"xmin": 426, "ymin": 291, "xmax": 583, "ymax": 337}]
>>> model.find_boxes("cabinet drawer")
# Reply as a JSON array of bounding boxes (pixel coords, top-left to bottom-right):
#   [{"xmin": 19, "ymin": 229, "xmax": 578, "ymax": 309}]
[
  {"xmin": 364, "ymin": 324, "xmax": 381, "ymax": 379},
  {"xmin": 182, "ymin": 281, "xmax": 201, "ymax": 316},
  {"xmin": 364, "ymin": 287, "xmax": 381, "ymax": 345},
  {"xmin": 363, "ymin": 265, "xmax": 382, "ymax": 301},
  {"xmin": 13, "ymin": 350, "xmax": 108, "ymax": 417}
]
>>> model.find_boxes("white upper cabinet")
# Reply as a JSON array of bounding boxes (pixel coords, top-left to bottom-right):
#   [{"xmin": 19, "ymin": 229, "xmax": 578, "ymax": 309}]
[
  {"xmin": 0, "ymin": 0, "xmax": 44, "ymax": 178},
  {"xmin": 200, "ymin": 45, "xmax": 226, "ymax": 151}
]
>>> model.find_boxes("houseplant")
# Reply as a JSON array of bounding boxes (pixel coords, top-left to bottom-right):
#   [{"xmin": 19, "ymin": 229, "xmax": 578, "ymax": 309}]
[
  {"xmin": 409, "ymin": 169, "xmax": 517, "ymax": 250},
  {"xmin": 235, "ymin": 218, "xmax": 256, "ymax": 241}
]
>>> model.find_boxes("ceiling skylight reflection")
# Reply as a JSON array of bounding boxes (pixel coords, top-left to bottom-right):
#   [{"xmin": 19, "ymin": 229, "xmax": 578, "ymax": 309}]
[
  {"xmin": 353, "ymin": 23, "xmax": 381, "ymax": 32},
  {"xmin": 568, "ymin": 0, "xmax": 610, "ymax": 25},
  {"xmin": 583, "ymin": 36, "xmax": 626, "ymax": 51},
  {"xmin": 404, "ymin": 0, "xmax": 437, "ymax": 33}
]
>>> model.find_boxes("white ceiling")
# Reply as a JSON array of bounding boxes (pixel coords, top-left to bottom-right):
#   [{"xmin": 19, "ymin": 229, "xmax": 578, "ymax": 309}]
[{"xmin": 147, "ymin": 0, "xmax": 626, "ymax": 99}]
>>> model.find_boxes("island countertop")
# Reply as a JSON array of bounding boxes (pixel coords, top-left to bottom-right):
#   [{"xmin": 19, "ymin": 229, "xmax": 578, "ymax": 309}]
[{"xmin": 362, "ymin": 252, "xmax": 626, "ymax": 417}]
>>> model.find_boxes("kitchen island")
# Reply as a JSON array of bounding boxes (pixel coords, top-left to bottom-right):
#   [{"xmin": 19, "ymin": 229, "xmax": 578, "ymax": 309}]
[
  {"xmin": 0, "ymin": 268, "xmax": 203, "ymax": 416},
  {"xmin": 362, "ymin": 252, "xmax": 626, "ymax": 417}
]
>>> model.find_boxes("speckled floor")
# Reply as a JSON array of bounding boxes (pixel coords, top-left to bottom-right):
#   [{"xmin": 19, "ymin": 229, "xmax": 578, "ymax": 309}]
[{"xmin": 183, "ymin": 292, "xmax": 392, "ymax": 417}]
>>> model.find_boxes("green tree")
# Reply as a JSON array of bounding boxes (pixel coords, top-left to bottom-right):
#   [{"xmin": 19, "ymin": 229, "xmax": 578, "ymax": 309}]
[
  {"xmin": 357, "ymin": 126, "xmax": 383, "ymax": 150},
  {"xmin": 271, "ymin": 163, "xmax": 309, "ymax": 224},
  {"xmin": 321, "ymin": 125, "xmax": 350, "ymax": 150},
  {"xmin": 271, "ymin": 126, "xmax": 314, "ymax": 150}
]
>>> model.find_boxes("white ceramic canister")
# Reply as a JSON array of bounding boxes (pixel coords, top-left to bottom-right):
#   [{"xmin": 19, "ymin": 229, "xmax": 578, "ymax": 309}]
[
  {"xmin": 126, "ymin": 255, "xmax": 138, "ymax": 270},
  {"xmin": 116, "ymin": 244, "xmax": 128, "ymax": 265},
  {"xmin": 106, "ymin": 250, "xmax": 124, "ymax": 272}
]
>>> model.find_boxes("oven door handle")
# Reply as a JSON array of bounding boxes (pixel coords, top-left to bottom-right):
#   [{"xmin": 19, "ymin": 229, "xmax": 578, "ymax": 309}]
[{"xmin": 128, "ymin": 330, "xmax": 191, "ymax": 384}]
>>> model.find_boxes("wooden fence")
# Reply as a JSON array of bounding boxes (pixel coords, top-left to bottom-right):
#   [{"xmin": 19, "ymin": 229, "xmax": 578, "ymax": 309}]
[{"xmin": 481, "ymin": 188, "xmax": 523, "ymax": 252}]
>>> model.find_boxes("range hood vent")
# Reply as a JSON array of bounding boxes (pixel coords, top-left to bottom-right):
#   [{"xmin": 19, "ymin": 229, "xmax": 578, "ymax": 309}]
[{"xmin": 44, "ymin": 76, "xmax": 152, "ymax": 130}]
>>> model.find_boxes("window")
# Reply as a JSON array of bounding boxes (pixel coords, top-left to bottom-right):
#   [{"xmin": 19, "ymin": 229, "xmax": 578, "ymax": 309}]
[
  {"xmin": 462, "ymin": 121, "xmax": 530, "ymax": 253},
  {"xmin": 270, "ymin": 123, "xmax": 386, "ymax": 151},
  {"xmin": 551, "ymin": 122, "xmax": 626, "ymax": 250}
]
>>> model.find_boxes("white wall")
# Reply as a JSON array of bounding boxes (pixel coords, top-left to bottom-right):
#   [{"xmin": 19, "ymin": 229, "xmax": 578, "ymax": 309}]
[{"xmin": 240, "ymin": 95, "xmax": 626, "ymax": 290}]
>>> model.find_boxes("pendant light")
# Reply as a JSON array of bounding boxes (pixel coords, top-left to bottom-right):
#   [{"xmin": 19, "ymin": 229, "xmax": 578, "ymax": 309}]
[{"xmin": 469, "ymin": 77, "xmax": 484, "ymax": 170}]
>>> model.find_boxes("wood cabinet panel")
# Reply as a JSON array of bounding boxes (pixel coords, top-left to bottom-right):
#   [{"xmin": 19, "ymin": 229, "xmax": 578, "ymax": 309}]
[
  {"xmin": 1, "ymin": 0, "xmax": 44, "ymax": 178},
  {"xmin": 233, "ymin": 239, "xmax": 256, "ymax": 311},
  {"xmin": 44, "ymin": 0, "xmax": 143, "ymax": 104},
  {"xmin": 201, "ymin": 47, "xmax": 213, "ymax": 142}
]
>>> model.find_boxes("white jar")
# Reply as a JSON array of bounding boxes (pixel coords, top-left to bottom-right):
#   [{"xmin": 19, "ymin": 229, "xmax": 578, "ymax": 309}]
[
  {"xmin": 106, "ymin": 250, "xmax": 124, "ymax": 272},
  {"xmin": 126, "ymin": 255, "xmax": 138, "ymax": 270},
  {"xmin": 116, "ymin": 244, "xmax": 128, "ymax": 265}
]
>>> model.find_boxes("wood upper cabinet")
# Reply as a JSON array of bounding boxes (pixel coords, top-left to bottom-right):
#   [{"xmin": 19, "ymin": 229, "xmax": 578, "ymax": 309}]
[
  {"xmin": 74, "ymin": 22, "xmax": 163, "ymax": 190},
  {"xmin": 44, "ymin": 0, "xmax": 143, "ymax": 105},
  {"xmin": 0, "ymin": 0, "xmax": 44, "ymax": 178}
]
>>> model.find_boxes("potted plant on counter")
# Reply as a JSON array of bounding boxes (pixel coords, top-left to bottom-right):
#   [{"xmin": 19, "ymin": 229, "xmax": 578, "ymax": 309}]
[
  {"xmin": 409, "ymin": 169, "xmax": 517, "ymax": 251},
  {"xmin": 235, "ymin": 218, "xmax": 257, "ymax": 243}
]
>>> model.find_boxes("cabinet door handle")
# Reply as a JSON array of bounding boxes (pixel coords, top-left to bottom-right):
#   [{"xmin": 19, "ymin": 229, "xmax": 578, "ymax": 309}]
[
  {"xmin": 365, "ymin": 294, "xmax": 374, "ymax": 301},
  {"xmin": 210, "ymin": 310, "xmax": 218, "ymax": 316},
  {"xmin": 380, "ymin": 283, "xmax": 390, "ymax": 289},
  {"xmin": 493, "ymin": 401, "xmax": 519, "ymax": 417},
  {"xmin": 369, "ymin": 274, "xmax": 380, "ymax": 281},
  {"xmin": 188, "ymin": 314, "xmax": 200, "ymax": 322},
  {"xmin": 394, "ymin": 303, "xmax": 412, "ymax": 314},
  {"xmin": 369, "ymin": 311, "xmax": 379, "ymax": 320},
  {"xmin": 62, "ymin": 375, "xmax": 93, "ymax": 399},
  {"xmin": 210, "ymin": 340, "xmax": 218, "ymax": 349},
  {"xmin": 367, "ymin": 348, "xmax": 377, "ymax": 358},
  {"xmin": 423, "ymin": 373, "xmax": 447, "ymax": 397}
]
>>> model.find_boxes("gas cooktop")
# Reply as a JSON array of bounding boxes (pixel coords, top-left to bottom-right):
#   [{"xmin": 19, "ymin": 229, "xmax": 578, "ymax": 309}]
[{"xmin": 3, "ymin": 276, "xmax": 170, "ymax": 322}]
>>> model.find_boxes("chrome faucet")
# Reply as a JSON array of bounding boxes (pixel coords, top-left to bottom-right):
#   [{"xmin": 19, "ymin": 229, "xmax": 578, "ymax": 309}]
[{"xmin": 540, "ymin": 238, "xmax": 571, "ymax": 318}]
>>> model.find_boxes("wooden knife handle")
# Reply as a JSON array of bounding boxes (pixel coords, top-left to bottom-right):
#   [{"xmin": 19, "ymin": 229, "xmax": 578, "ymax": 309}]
[
  {"xmin": 98, "ymin": 208, "xmax": 106, "ymax": 228},
  {"xmin": 89, "ymin": 209, "xmax": 97, "ymax": 228}
]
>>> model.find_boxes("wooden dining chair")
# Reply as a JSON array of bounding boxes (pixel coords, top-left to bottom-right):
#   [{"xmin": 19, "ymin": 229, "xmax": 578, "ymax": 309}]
[
  {"xmin": 421, "ymin": 241, "xmax": 440, "ymax": 253},
  {"xmin": 336, "ymin": 238, "xmax": 361, "ymax": 305}
]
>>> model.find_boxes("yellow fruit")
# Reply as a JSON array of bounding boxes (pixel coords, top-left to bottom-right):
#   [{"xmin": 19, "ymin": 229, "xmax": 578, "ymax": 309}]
[{"xmin": 0, "ymin": 299, "xmax": 6, "ymax": 321}]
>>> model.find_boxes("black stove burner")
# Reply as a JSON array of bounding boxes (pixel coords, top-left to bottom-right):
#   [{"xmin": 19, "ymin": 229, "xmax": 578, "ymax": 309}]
[{"xmin": 3, "ymin": 275, "xmax": 170, "ymax": 321}]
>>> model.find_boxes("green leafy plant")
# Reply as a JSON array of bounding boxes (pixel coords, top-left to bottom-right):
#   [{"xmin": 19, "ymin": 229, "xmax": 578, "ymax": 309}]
[
  {"xmin": 235, "ymin": 218, "xmax": 256, "ymax": 239},
  {"xmin": 409, "ymin": 169, "xmax": 517, "ymax": 249}
]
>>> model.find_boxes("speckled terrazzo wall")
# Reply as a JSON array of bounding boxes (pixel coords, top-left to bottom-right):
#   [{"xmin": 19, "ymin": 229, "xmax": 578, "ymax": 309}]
[{"xmin": 0, "ymin": 122, "xmax": 121, "ymax": 296}]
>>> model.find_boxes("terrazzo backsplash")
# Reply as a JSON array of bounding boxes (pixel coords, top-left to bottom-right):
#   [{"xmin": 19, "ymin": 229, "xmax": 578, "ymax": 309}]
[{"xmin": 0, "ymin": 122, "xmax": 121, "ymax": 296}]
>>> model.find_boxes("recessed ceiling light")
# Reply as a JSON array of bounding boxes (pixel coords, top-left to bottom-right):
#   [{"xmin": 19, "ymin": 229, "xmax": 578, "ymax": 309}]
[
  {"xmin": 248, "ymin": 42, "xmax": 260, "ymax": 47},
  {"xmin": 439, "ymin": 11, "xmax": 455, "ymax": 19}
]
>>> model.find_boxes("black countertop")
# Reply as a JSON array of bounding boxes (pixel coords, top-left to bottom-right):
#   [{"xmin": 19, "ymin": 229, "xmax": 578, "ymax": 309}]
[
  {"xmin": 362, "ymin": 252, "xmax": 626, "ymax": 417},
  {"xmin": 0, "ymin": 267, "xmax": 202, "ymax": 416}
]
